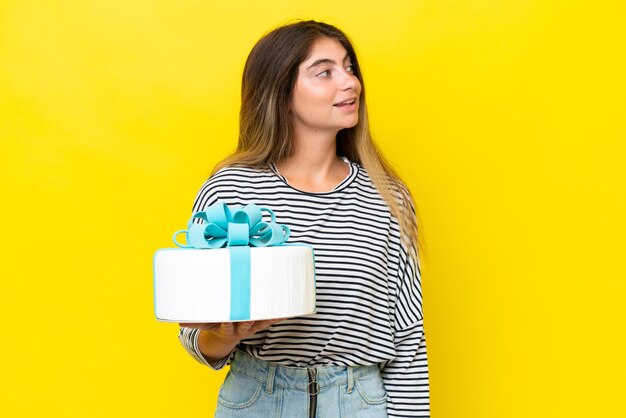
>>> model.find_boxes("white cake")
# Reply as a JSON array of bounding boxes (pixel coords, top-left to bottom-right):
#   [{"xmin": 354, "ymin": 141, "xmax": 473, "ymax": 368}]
[{"xmin": 153, "ymin": 244, "xmax": 316, "ymax": 322}]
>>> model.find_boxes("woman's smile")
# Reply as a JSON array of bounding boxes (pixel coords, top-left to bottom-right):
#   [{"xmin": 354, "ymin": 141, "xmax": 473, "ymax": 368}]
[{"xmin": 333, "ymin": 98, "xmax": 358, "ymax": 112}]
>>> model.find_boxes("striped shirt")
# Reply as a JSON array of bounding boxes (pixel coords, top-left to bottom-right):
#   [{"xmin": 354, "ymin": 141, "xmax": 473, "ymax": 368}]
[{"xmin": 178, "ymin": 156, "xmax": 430, "ymax": 417}]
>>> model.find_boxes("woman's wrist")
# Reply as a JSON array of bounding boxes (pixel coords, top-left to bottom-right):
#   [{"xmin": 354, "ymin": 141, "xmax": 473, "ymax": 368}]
[{"xmin": 197, "ymin": 329, "xmax": 239, "ymax": 362}]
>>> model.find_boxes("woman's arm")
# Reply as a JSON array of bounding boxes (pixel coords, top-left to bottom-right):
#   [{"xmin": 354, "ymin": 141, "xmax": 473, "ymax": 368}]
[
  {"xmin": 381, "ymin": 320, "xmax": 430, "ymax": 417},
  {"xmin": 382, "ymin": 191, "xmax": 430, "ymax": 416},
  {"xmin": 197, "ymin": 328, "xmax": 239, "ymax": 363},
  {"xmin": 180, "ymin": 320, "xmax": 285, "ymax": 363}
]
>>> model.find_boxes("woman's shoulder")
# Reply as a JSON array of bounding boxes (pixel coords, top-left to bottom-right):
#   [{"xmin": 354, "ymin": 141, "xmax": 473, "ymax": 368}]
[
  {"xmin": 206, "ymin": 163, "xmax": 274, "ymax": 184},
  {"xmin": 191, "ymin": 164, "xmax": 276, "ymax": 211},
  {"xmin": 352, "ymin": 162, "xmax": 410, "ymax": 196}
]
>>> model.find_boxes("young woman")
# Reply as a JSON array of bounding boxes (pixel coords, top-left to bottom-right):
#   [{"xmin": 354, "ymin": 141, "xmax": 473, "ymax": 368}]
[{"xmin": 178, "ymin": 20, "xmax": 430, "ymax": 417}]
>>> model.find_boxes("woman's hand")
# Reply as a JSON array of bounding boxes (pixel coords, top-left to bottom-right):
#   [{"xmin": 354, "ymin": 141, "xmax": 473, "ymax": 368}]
[{"xmin": 179, "ymin": 318, "xmax": 287, "ymax": 343}]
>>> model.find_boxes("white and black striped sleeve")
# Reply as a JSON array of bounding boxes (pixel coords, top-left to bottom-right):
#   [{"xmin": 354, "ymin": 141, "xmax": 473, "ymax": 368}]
[
  {"xmin": 381, "ymin": 214, "xmax": 430, "ymax": 417},
  {"xmin": 176, "ymin": 177, "xmax": 237, "ymax": 370},
  {"xmin": 382, "ymin": 321, "xmax": 430, "ymax": 417},
  {"xmin": 177, "ymin": 327, "xmax": 236, "ymax": 370}
]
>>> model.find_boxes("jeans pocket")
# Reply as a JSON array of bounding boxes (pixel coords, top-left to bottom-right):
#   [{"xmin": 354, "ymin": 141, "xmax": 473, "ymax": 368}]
[
  {"xmin": 217, "ymin": 370, "xmax": 263, "ymax": 409},
  {"xmin": 354, "ymin": 376, "xmax": 388, "ymax": 405}
]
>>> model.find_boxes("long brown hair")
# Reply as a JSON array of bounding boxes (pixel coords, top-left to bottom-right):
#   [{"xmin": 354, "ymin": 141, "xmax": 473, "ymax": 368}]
[{"xmin": 212, "ymin": 19, "xmax": 426, "ymax": 268}]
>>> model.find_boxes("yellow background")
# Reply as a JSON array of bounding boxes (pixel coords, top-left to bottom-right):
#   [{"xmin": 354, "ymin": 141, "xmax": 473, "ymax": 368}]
[{"xmin": 1, "ymin": 1, "xmax": 624, "ymax": 417}]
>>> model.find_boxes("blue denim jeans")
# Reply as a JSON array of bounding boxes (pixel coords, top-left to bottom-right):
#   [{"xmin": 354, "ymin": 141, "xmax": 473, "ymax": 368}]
[{"xmin": 215, "ymin": 349, "xmax": 388, "ymax": 418}]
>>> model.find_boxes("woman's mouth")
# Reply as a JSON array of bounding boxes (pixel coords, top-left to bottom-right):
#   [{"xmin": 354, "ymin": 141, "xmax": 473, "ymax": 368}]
[{"xmin": 333, "ymin": 99, "xmax": 357, "ymax": 111}]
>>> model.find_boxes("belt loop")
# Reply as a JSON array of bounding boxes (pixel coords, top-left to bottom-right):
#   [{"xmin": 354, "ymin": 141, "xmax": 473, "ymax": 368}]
[
  {"xmin": 347, "ymin": 366, "xmax": 354, "ymax": 394},
  {"xmin": 266, "ymin": 363, "xmax": 276, "ymax": 394}
]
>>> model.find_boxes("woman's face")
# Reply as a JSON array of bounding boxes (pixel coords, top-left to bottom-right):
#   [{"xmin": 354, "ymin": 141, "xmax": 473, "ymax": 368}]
[{"xmin": 290, "ymin": 37, "xmax": 362, "ymax": 136}]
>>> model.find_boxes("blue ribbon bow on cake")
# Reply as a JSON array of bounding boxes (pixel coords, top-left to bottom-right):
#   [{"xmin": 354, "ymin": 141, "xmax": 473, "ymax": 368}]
[{"xmin": 173, "ymin": 202, "xmax": 291, "ymax": 320}]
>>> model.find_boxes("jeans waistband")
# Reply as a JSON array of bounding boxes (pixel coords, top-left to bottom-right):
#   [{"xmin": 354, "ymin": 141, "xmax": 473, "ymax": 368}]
[{"xmin": 229, "ymin": 349, "xmax": 382, "ymax": 394}]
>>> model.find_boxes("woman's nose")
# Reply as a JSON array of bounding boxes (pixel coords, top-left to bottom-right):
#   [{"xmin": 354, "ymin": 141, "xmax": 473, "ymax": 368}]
[{"xmin": 338, "ymin": 70, "xmax": 358, "ymax": 90}]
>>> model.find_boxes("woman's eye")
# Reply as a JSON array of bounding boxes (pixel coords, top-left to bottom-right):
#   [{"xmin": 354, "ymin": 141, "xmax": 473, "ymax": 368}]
[{"xmin": 318, "ymin": 65, "xmax": 355, "ymax": 78}]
